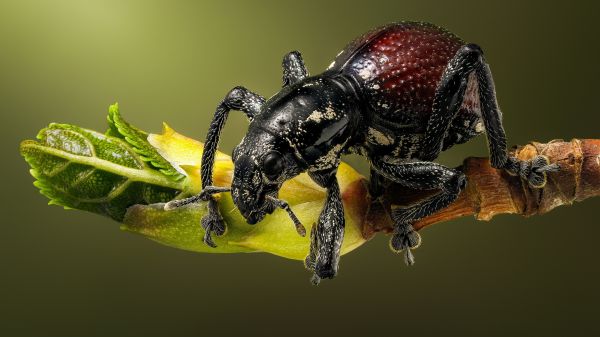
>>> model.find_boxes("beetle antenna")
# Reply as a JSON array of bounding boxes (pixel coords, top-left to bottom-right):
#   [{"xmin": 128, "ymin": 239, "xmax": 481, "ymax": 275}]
[
  {"xmin": 164, "ymin": 186, "xmax": 231, "ymax": 211},
  {"xmin": 266, "ymin": 196, "xmax": 306, "ymax": 237}
]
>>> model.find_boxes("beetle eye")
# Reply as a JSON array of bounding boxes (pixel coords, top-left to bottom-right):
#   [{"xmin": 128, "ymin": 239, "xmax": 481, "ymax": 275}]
[{"xmin": 263, "ymin": 152, "xmax": 284, "ymax": 180}]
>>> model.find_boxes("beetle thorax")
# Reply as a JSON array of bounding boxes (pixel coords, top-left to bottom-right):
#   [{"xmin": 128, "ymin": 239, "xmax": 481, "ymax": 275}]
[{"xmin": 249, "ymin": 75, "xmax": 362, "ymax": 172}]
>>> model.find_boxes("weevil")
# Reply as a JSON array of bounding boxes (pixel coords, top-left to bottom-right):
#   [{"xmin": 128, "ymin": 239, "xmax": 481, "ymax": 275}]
[{"xmin": 165, "ymin": 22, "xmax": 559, "ymax": 284}]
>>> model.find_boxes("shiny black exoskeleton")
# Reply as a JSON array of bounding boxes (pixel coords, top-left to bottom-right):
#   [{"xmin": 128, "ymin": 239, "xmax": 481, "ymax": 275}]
[{"xmin": 165, "ymin": 22, "xmax": 559, "ymax": 283}]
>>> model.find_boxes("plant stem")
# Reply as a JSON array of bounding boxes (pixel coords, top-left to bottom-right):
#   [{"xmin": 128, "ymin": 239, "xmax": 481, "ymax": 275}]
[{"xmin": 364, "ymin": 139, "xmax": 600, "ymax": 237}]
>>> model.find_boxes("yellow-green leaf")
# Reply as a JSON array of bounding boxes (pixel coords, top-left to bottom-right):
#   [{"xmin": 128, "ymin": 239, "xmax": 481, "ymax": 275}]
[{"xmin": 21, "ymin": 105, "xmax": 371, "ymax": 260}]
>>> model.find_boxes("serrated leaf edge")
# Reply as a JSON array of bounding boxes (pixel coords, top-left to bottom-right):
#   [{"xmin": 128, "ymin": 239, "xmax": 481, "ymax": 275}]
[
  {"xmin": 20, "ymin": 139, "xmax": 184, "ymax": 208},
  {"xmin": 106, "ymin": 103, "xmax": 186, "ymax": 181}
]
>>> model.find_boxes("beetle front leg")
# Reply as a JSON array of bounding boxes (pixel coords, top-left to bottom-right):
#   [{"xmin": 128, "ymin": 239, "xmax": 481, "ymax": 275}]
[
  {"xmin": 305, "ymin": 170, "xmax": 345, "ymax": 285},
  {"xmin": 371, "ymin": 158, "xmax": 466, "ymax": 265},
  {"xmin": 164, "ymin": 86, "xmax": 265, "ymax": 247}
]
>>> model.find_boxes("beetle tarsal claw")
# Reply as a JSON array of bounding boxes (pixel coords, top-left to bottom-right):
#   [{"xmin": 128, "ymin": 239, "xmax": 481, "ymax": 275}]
[
  {"xmin": 164, "ymin": 186, "xmax": 231, "ymax": 211},
  {"xmin": 266, "ymin": 196, "xmax": 306, "ymax": 237},
  {"xmin": 389, "ymin": 223, "xmax": 421, "ymax": 266},
  {"xmin": 310, "ymin": 274, "xmax": 321, "ymax": 285},
  {"xmin": 503, "ymin": 155, "xmax": 561, "ymax": 189}
]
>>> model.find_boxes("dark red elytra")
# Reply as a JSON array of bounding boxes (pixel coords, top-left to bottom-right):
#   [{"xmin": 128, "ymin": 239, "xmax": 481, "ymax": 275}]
[{"xmin": 330, "ymin": 22, "xmax": 464, "ymax": 117}]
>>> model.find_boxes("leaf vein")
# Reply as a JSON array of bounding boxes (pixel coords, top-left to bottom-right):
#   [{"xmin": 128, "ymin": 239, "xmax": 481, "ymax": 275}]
[
  {"xmin": 23, "ymin": 143, "xmax": 184, "ymax": 191},
  {"xmin": 47, "ymin": 161, "xmax": 71, "ymax": 177},
  {"xmin": 70, "ymin": 168, "xmax": 96, "ymax": 189},
  {"xmin": 106, "ymin": 179, "xmax": 132, "ymax": 201}
]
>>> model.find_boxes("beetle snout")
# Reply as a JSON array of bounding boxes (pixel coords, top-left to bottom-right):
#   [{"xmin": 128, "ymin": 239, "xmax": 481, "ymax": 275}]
[{"xmin": 232, "ymin": 155, "xmax": 266, "ymax": 223}]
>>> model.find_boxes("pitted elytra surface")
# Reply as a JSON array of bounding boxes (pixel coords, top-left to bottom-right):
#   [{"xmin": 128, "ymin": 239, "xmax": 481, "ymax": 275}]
[
  {"xmin": 330, "ymin": 22, "xmax": 464, "ymax": 118},
  {"xmin": 166, "ymin": 21, "xmax": 560, "ymax": 283}
]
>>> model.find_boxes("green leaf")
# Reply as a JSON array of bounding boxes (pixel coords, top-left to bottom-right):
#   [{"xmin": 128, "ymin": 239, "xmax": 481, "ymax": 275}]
[
  {"xmin": 106, "ymin": 103, "xmax": 185, "ymax": 181},
  {"xmin": 20, "ymin": 123, "xmax": 186, "ymax": 221},
  {"xmin": 121, "ymin": 182, "xmax": 368, "ymax": 259},
  {"xmin": 20, "ymin": 105, "xmax": 371, "ymax": 260},
  {"xmin": 122, "ymin": 201, "xmax": 258, "ymax": 254}
]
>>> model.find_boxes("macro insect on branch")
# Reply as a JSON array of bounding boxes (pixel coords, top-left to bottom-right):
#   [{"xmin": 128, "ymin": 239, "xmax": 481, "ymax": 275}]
[
  {"xmin": 162, "ymin": 22, "xmax": 559, "ymax": 284},
  {"xmin": 20, "ymin": 106, "xmax": 597, "ymax": 283}
]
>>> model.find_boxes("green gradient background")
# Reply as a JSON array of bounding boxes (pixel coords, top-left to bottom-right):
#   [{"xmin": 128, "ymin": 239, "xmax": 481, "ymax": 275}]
[{"xmin": 1, "ymin": 1, "xmax": 599, "ymax": 336}]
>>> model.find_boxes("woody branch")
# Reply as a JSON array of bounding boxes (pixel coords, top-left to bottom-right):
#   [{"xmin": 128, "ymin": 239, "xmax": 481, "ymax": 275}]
[{"xmin": 365, "ymin": 139, "xmax": 600, "ymax": 237}]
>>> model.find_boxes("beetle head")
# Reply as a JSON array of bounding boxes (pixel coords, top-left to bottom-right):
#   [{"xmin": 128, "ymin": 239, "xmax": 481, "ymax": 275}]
[
  {"xmin": 230, "ymin": 76, "xmax": 360, "ymax": 224},
  {"xmin": 230, "ymin": 129, "xmax": 302, "ymax": 224}
]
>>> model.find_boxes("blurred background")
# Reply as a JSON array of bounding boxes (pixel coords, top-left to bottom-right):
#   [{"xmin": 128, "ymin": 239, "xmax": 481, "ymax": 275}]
[{"xmin": 1, "ymin": 0, "xmax": 599, "ymax": 336}]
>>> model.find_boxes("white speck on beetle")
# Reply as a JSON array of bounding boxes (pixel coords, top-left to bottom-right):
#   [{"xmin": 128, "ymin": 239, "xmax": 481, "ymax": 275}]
[
  {"xmin": 358, "ymin": 68, "xmax": 371, "ymax": 80},
  {"xmin": 312, "ymin": 142, "xmax": 346, "ymax": 171},
  {"xmin": 307, "ymin": 106, "xmax": 337, "ymax": 123},
  {"xmin": 368, "ymin": 127, "xmax": 394, "ymax": 146},
  {"xmin": 475, "ymin": 122, "xmax": 484, "ymax": 133}
]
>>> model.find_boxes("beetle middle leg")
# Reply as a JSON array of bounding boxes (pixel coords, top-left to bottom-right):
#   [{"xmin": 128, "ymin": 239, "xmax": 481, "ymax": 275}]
[
  {"xmin": 421, "ymin": 43, "xmax": 559, "ymax": 187},
  {"xmin": 282, "ymin": 50, "xmax": 309, "ymax": 86},
  {"xmin": 371, "ymin": 159, "xmax": 466, "ymax": 265},
  {"xmin": 164, "ymin": 86, "xmax": 265, "ymax": 247}
]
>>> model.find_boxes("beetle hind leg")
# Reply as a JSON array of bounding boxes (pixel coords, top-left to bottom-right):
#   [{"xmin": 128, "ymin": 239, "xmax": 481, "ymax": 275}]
[
  {"xmin": 472, "ymin": 47, "xmax": 560, "ymax": 186},
  {"xmin": 504, "ymin": 155, "xmax": 560, "ymax": 188},
  {"xmin": 422, "ymin": 43, "xmax": 559, "ymax": 189}
]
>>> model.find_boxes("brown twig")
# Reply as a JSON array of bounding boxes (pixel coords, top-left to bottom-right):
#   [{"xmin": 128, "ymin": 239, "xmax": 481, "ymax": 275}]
[{"xmin": 364, "ymin": 139, "xmax": 600, "ymax": 237}]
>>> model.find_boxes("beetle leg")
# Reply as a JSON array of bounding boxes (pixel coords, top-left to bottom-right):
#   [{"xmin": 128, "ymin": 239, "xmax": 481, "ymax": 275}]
[
  {"xmin": 366, "ymin": 170, "xmax": 394, "ymax": 231},
  {"xmin": 304, "ymin": 223, "xmax": 319, "ymax": 284},
  {"xmin": 421, "ymin": 44, "xmax": 484, "ymax": 161},
  {"xmin": 371, "ymin": 158, "xmax": 466, "ymax": 265},
  {"xmin": 474, "ymin": 57, "xmax": 560, "ymax": 186},
  {"xmin": 282, "ymin": 51, "xmax": 309, "ymax": 86},
  {"xmin": 305, "ymin": 169, "xmax": 345, "ymax": 284},
  {"xmin": 266, "ymin": 195, "xmax": 306, "ymax": 236},
  {"xmin": 422, "ymin": 43, "xmax": 559, "ymax": 187},
  {"xmin": 164, "ymin": 86, "xmax": 265, "ymax": 248},
  {"xmin": 164, "ymin": 186, "xmax": 231, "ymax": 210},
  {"xmin": 368, "ymin": 169, "xmax": 387, "ymax": 202},
  {"xmin": 502, "ymin": 155, "xmax": 560, "ymax": 188}
]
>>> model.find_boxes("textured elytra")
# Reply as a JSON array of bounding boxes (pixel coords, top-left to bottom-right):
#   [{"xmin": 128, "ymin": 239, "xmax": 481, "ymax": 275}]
[{"xmin": 330, "ymin": 22, "xmax": 464, "ymax": 120}]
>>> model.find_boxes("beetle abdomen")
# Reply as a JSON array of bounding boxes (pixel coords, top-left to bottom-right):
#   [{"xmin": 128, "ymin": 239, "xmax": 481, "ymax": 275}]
[{"xmin": 329, "ymin": 22, "xmax": 464, "ymax": 123}]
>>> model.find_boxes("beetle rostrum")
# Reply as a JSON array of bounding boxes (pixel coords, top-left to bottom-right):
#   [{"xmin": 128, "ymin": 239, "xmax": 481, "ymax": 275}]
[{"xmin": 165, "ymin": 22, "xmax": 559, "ymax": 284}]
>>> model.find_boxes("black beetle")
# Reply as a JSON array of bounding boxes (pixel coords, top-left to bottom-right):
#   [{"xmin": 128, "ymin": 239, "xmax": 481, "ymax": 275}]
[{"xmin": 165, "ymin": 22, "xmax": 559, "ymax": 284}]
